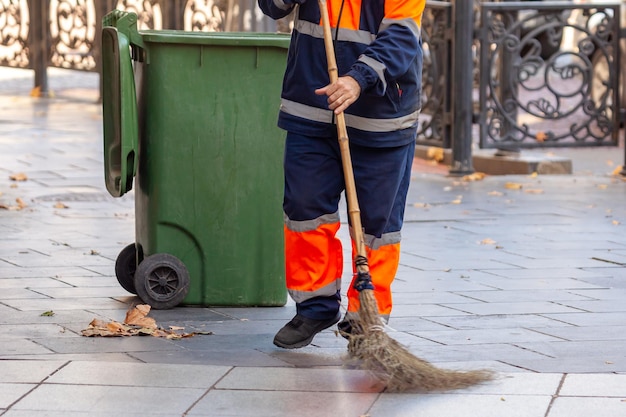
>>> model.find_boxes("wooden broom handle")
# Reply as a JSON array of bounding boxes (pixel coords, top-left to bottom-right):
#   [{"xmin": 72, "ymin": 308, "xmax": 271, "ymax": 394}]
[{"xmin": 318, "ymin": 0, "xmax": 369, "ymax": 269}]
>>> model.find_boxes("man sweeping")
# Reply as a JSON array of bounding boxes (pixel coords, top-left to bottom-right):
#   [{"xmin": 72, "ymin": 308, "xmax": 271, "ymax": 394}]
[{"xmin": 258, "ymin": 0, "xmax": 425, "ymax": 349}]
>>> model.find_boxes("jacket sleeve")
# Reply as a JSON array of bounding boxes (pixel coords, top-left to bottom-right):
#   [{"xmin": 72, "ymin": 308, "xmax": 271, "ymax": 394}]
[
  {"xmin": 346, "ymin": 0, "xmax": 425, "ymax": 97},
  {"xmin": 258, "ymin": 0, "xmax": 303, "ymax": 20}
]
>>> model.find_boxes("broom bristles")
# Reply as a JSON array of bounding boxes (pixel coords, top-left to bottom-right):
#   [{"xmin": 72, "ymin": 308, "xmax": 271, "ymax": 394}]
[{"xmin": 350, "ymin": 288, "xmax": 495, "ymax": 392}]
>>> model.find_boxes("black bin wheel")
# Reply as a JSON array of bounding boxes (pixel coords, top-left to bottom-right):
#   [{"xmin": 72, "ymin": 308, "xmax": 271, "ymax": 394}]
[
  {"xmin": 134, "ymin": 253, "xmax": 190, "ymax": 309},
  {"xmin": 115, "ymin": 243, "xmax": 138, "ymax": 294}
]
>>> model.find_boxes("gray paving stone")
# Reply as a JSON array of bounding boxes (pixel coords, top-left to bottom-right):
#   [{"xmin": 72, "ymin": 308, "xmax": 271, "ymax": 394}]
[
  {"xmin": 31, "ymin": 333, "xmax": 183, "ymax": 355},
  {"xmin": 556, "ymin": 299, "xmax": 626, "ymax": 313},
  {"xmin": 47, "ymin": 361, "xmax": 231, "ymax": 388},
  {"xmin": 467, "ymin": 276, "xmax": 605, "ymax": 291},
  {"xmin": 187, "ymin": 390, "xmax": 378, "ymax": 417},
  {"xmin": 216, "ymin": 366, "xmax": 384, "ymax": 392},
  {"xmin": 0, "ymin": 384, "xmax": 37, "ymax": 409},
  {"xmin": 409, "ymin": 327, "xmax": 564, "ymax": 345},
  {"xmin": 0, "ymin": 308, "xmax": 106, "ymax": 326},
  {"xmin": 542, "ymin": 311, "xmax": 626, "ymax": 326},
  {"xmin": 514, "ymin": 340, "xmax": 626, "ymax": 362},
  {"xmin": 441, "ymin": 301, "xmax": 584, "ymax": 315},
  {"xmin": 1, "ymin": 323, "xmax": 79, "ymax": 339},
  {"xmin": 501, "ymin": 356, "xmax": 626, "ymax": 373},
  {"xmin": 390, "ymin": 303, "xmax": 475, "ymax": 318},
  {"xmin": 10, "ymin": 384, "xmax": 205, "ymax": 415},
  {"xmin": 0, "ymin": 338, "xmax": 55, "ymax": 356},
  {"xmin": 426, "ymin": 314, "xmax": 575, "ymax": 330},
  {"xmin": 475, "ymin": 267, "xmax": 616, "ymax": 279},
  {"xmin": 368, "ymin": 393, "xmax": 552, "ymax": 417},
  {"xmin": 560, "ymin": 374, "xmax": 626, "ymax": 397},
  {"xmin": 133, "ymin": 347, "xmax": 294, "ymax": 367},
  {"xmin": 0, "ymin": 353, "xmax": 140, "ymax": 363},
  {"xmin": 548, "ymin": 397, "xmax": 626, "ymax": 417},
  {"xmin": 453, "ymin": 289, "xmax": 593, "ymax": 303},
  {"xmin": 1, "ymin": 297, "xmax": 132, "ymax": 311},
  {"xmin": 0, "ymin": 360, "xmax": 66, "ymax": 383},
  {"xmin": 31, "ymin": 287, "xmax": 133, "ymax": 299}
]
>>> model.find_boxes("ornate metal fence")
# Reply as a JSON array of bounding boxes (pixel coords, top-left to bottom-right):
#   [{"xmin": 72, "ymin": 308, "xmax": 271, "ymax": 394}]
[
  {"xmin": 1, "ymin": 0, "xmax": 624, "ymax": 158},
  {"xmin": 416, "ymin": 0, "xmax": 453, "ymax": 148},
  {"xmin": 0, "ymin": 0, "xmax": 278, "ymax": 93},
  {"xmin": 478, "ymin": 1, "xmax": 622, "ymax": 149}
]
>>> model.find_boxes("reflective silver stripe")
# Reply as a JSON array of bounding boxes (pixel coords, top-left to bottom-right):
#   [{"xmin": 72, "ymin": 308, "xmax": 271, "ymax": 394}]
[
  {"xmin": 281, "ymin": 99, "xmax": 419, "ymax": 133},
  {"xmin": 281, "ymin": 99, "xmax": 333, "ymax": 124},
  {"xmin": 288, "ymin": 279, "xmax": 342, "ymax": 303},
  {"xmin": 295, "ymin": 19, "xmax": 376, "ymax": 45},
  {"xmin": 284, "ymin": 211, "xmax": 340, "ymax": 233},
  {"xmin": 345, "ymin": 112, "xmax": 419, "ymax": 133},
  {"xmin": 380, "ymin": 17, "xmax": 421, "ymax": 41},
  {"xmin": 273, "ymin": 0, "xmax": 293, "ymax": 11},
  {"xmin": 350, "ymin": 227, "xmax": 401, "ymax": 250},
  {"xmin": 357, "ymin": 55, "xmax": 387, "ymax": 91}
]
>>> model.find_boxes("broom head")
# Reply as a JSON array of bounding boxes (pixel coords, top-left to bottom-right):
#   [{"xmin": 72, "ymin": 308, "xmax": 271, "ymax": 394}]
[{"xmin": 349, "ymin": 269, "xmax": 495, "ymax": 392}]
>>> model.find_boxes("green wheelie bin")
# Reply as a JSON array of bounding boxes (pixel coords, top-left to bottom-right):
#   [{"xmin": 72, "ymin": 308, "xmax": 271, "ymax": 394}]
[{"xmin": 101, "ymin": 10, "xmax": 288, "ymax": 309}]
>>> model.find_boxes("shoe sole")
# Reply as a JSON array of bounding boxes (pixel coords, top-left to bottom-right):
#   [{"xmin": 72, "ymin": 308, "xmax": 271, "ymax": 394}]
[{"xmin": 273, "ymin": 314, "xmax": 340, "ymax": 349}]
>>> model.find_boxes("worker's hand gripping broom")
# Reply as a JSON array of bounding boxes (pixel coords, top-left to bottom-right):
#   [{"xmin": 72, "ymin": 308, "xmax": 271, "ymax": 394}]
[{"xmin": 317, "ymin": 0, "xmax": 494, "ymax": 392}]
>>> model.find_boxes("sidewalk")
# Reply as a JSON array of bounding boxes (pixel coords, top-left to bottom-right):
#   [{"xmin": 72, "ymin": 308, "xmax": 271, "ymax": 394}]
[{"xmin": 1, "ymin": 67, "xmax": 626, "ymax": 416}]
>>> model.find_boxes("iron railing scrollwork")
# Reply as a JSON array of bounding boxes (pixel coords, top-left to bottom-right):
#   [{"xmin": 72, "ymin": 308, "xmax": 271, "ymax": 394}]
[
  {"xmin": 478, "ymin": 2, "xmax": 621, "ymax": 149},
  {"xmin": 417, "ymin": 1, "xmax": 452, "ymax": 148},
  {"xmin": 0, "ymin": 0, "xmax": 278, "ymax": 93},
  {"xmin": 1, "ymin": 0, "xmax": 625, "ymax": 166}
]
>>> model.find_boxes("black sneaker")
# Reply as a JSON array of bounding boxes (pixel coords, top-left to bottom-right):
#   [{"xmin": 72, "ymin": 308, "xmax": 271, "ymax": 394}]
[{"xmin": 273, "ymin": 312, "xmax": 341, "ymax": 349}]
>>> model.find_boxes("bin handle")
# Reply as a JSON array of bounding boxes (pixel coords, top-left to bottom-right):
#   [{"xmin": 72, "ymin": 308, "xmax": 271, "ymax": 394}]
[{"xmin": 103, "ymin": 10, "xmax": 147, "ymax": 61}]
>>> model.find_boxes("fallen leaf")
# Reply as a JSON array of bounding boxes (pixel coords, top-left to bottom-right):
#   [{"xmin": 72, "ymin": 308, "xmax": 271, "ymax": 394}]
[
  {"xmin": 125, "ymin": 304, "xmax": 157, "ymax": 329},
  {"xmin": 488, "ymin": 191, "xmax": 503, "ymax": 196},
  {"xmin": 413, "ymin": 202, "xmax": 429, "ymax": 208},
  {"xmin": 612, "ymin": 220, "xmax": 620, "ymax": 225},
  {"xmin": 426, "ymin": 147, "xmax": 445, "ymax": 162},
  {"xmin": 40, "ymin": 311, "xmax": 55, "ymax": 317},
  {"xmin": 82, "ymin": 305, "xmax": 213, "ymax": 339},
  {"xmin": 0, "ymin": 198, "xmax": 27, "ymax": 211},
  {"xmin": 597, "ymin": 184, "xmax": 608, "ymax": 190},
  {"xmin": 462, "ymin": 172, "xmax": 487, "ymax": 182},
  {"xmin": 612, "ymin": 166, "xmax": 623, "ymax": 176},
  {"xmin": 89, "ymin": 249, "xmax": 100, "ymax": 255},
  {"xmin": 524, "ymin": 189, "xmax": 544, "ymax": 194},
  {"xmin": 504, "ymin": 182, "xmax": 523, "ymax": 190},
  {"xmin": 9, "ymin": 173, "xmax": 28, "ymax": 181},
  {"xmin": 529, "ymin": 172, "xmax": 538, "ymax": 178},
  {"xmin": 30, "ymin": 86, "xmax": 42, "ymax": 97},
  {"xmin": 480, "ymin": 238, "xmax": 496, "ymax": 245},
  {"xmin": 451, "ymin": 198, "xmax": 462, "ymax": 205},
  {"xmin": 535, "ymin": 131, "xmax": 548, "ymax": 142},
  {"xmin": 54, "ymin": 201, "xmax": 69, "ymax": 209}
]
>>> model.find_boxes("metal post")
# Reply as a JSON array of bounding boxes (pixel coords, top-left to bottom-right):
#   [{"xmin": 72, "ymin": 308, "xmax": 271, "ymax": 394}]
[
  {"xmin": 27, "ymin": 0, "xmax": 49, "ymax": 95},
  {"xmin": 449, "ymin": 0, "xmax": 474, "ymax": 175}
]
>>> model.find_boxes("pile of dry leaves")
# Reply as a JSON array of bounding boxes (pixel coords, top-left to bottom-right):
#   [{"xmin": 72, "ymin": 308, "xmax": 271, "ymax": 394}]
[{"xmin": 81, "ymin": 304, "xmax": 212, "ymax": 340}]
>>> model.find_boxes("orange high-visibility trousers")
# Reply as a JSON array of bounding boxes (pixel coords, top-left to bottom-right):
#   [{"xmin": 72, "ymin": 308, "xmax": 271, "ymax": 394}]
[{"xmin": 283, "ymin": 132, "xmax": 415, "ymax": 320}]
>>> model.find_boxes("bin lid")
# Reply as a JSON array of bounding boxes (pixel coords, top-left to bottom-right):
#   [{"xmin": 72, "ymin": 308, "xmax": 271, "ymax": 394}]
[
  {"xmin": 139, "ymin": 31, "xmax": 290, "ymax": 48},
  {"xmin": 101, "ymin": 26, "xmax": 139, "ymax": 198}
]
